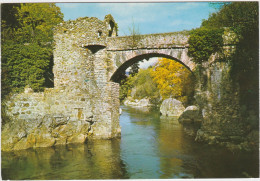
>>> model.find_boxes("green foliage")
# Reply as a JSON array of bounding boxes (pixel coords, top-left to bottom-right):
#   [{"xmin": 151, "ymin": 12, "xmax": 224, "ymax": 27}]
[
  {"xmin": 119, "ymin": 75, "xmax": 135, "ymax": 101},
  {"xmin": 205, "ymin": 3, "xmax": 258, "ymax": 102},
  {"xmin": 188, "ymin": 2, "xmax": 258, "ymax": 65},
  {"xmin": 202, "ymin": 2, "xmax": 258, "ymax": 36},
  {"xmin": 188, "ymin": 27, "xmax": 224, "ymax": 64},
  {"xmin": 1, "ymin": 4, "xmax": 21, "ymax": 42},
  {"xmin": 2, "ymin": 41, "xmax": 52, "ymax": 92},
  {"xmin": 128, "ymin": 62, "xmax": 140, "ymax": 76},
  {"xmin": 200, "ymin": 2, "xmax": 258, "ymax": 89},
  {"xmin": 132, "ymin": 68, "xmax": 160, "ymax": 103},
  {"xmin": 15, "ymin": 3, "xmax": 64, "ymax": 44},
  {"xmin": 120, "ymin": 68, "xmax": 160, "ymax": 104},
  {"xmin": 1, "ymin": 3, "xmax": 63, "ymax": 97}
]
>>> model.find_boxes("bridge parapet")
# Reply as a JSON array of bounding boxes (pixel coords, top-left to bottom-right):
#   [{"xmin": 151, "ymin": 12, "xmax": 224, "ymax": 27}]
[{"xmin": 107, "ymin": 31, "xmax": 190, "ymax": 50}]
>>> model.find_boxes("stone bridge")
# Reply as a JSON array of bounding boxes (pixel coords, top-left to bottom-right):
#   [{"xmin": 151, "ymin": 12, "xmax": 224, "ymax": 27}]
[
  {"xmin": 2, "ymin": 14, "xmax": 196, "ymax": 151},
  {"xmin": 106, "ymin": 33, "xmax": 195, "ymax": 82},
  {"xmin": 2, "ymin": 14, "xmax": 240, "ymax": 151}
]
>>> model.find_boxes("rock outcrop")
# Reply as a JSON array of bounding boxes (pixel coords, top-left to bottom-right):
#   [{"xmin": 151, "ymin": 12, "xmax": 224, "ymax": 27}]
[
  {"xmin": 124, "ymin": 98, "xmax": 152, "ymax": 107},
  {"xmin": 160, "ymin": 98, "xmax": 185, "ymax": 117},
  {"xmin": 178, "ymin": 105, "xmax": 202, "ymax": 136},
  {"xmin": 1, "ymin": 103, "xmax": 93, "ymax": 151},
  {"xmin": 193, "ymin": 58, "xmax": 258, "ymax": 151},
  {"xmin": 178, "ymin": 105, "xmax": 202, "ymax": 124}
]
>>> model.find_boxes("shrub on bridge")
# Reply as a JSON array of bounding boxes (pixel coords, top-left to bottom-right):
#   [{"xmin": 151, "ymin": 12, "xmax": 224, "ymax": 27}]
[{"xmin": 188, "ymin": 27, "xmax": 224, "ymax": 64}]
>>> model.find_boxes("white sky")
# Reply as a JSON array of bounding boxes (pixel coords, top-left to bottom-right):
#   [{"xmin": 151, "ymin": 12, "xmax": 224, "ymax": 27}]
[{"xmin": 126, "ymin": 57, "xmax": 158, "ymax": 72}]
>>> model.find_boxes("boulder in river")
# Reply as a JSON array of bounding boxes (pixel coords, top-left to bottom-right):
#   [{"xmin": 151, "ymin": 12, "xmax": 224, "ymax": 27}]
[
  {"xmin": 178, "ymin": 105, "xmax": 202, "ymax": 124},
  {"xmin": 178, "ymin": 105, "xmax": 202, "ymax": 136},
  {"xmin": 160, "ymin": 98, "xmax": 185, "ymax": 117},
  {"xmin": 124, "ymin": 98, "xmax": 151, "ymax": 107}
]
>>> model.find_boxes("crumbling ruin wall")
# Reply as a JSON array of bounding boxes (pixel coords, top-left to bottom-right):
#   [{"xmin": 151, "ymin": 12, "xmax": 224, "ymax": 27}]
[{"xmin": 2, "ymin": 15, "xmax": 120, "ymax": 151}]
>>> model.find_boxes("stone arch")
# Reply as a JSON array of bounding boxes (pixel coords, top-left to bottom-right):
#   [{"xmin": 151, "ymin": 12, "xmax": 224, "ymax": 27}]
[{"xmin": 110, "ymin": 52, "xmax": 194, "ymax": 83}]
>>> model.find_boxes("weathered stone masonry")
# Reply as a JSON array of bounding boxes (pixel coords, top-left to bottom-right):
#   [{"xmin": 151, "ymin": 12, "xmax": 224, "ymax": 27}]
[{"xmin": 2, "ymin": 15, "xmax": 121, "ymax": 151}]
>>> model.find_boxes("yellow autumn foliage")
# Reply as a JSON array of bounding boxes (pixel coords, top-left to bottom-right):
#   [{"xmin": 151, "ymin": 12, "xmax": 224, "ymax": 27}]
[{"xmin": 151, "ymin": 58, "xmax": 194, "ymax": 102}]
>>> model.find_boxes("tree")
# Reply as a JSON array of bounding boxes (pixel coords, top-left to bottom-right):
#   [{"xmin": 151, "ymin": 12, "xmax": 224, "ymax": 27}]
[
  {"xmin": 1, "ymin": 3, "xmax": 21, "ymax": 42},
  {"xmin": 15, "ymin": 3, "xmax": 63, "ymax": 44},
  {"xmin": 127, "ymin": 19, "xmax": 141, "ymax": 48},
  {"xmin": 150, "ymin": 58, "xmax": 195, "ymax": 104},
  {"xmin": 2, "ymin": 42, "xmax": 52, "ymax": 92},
  {"xmin": 201, "ymin": 2, "xmax": 258, "ymax": 86},
  {"xmin": 202, "ymin": 2, "xmax": 258, "ymax": 36},
  {"xmin": 133, "ymin": 68, "xmax": 160, "ymax": 102},
  {"xmin": 119, "ymin": 75, "xmax": 135, "ymax": 101},
  {"xmin": 1, "ymin": 3, "xmax": 63, "ymax": 97},
  {"xmin": 128, "ymin": 62, "xmax": 140, "ymax": 76},
  {"xmin": 119, "ymin": 68, "xmax": 160, "ymax": 104}
]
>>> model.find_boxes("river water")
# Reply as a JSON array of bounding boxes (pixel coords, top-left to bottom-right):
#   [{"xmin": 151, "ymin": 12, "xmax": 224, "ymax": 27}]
[{"xmin": 1, "ymin": 105, "xmax": 259, "ymax": 179}]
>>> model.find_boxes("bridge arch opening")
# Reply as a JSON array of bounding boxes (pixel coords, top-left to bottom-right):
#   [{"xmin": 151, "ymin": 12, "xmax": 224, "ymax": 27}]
[{"xmin": 110, "ymin": 53, "xmax": 194, "ymax": 83}]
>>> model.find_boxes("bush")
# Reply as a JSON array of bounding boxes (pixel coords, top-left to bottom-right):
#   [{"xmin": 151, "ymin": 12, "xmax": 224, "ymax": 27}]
[
  {"xmin": 188, "ymin": 27, "xmax": 224, "ymax": 64},
  {"xmin": 1, "ymin": 41, "xmax": 52, "ymax": 93}
]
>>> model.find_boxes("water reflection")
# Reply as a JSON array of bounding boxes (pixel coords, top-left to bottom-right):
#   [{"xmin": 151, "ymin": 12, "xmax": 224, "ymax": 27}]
[
  {"xmin": 2, "ymin": 139, "xmax": 128, "ymax": 180},
  {"xmin": 158, "ymin": 117, "xmax": 191, "ymax": 178},
  {"xmin": 120, "ymin": 106, "xmax": 161, "ymax": 179},
  {"xmin": 120, "ymin": 105, "xmax": 259, "ymax": 178}
]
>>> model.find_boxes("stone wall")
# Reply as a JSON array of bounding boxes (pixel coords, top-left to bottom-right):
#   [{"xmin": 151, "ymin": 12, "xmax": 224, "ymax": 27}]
[
  {"xmin": 2, "ymin": 81, "xmax": 122, "ymax": 151},
  {"xmin": 2, "ymin": 88, "xmax": 92, "ymax": 151}
]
